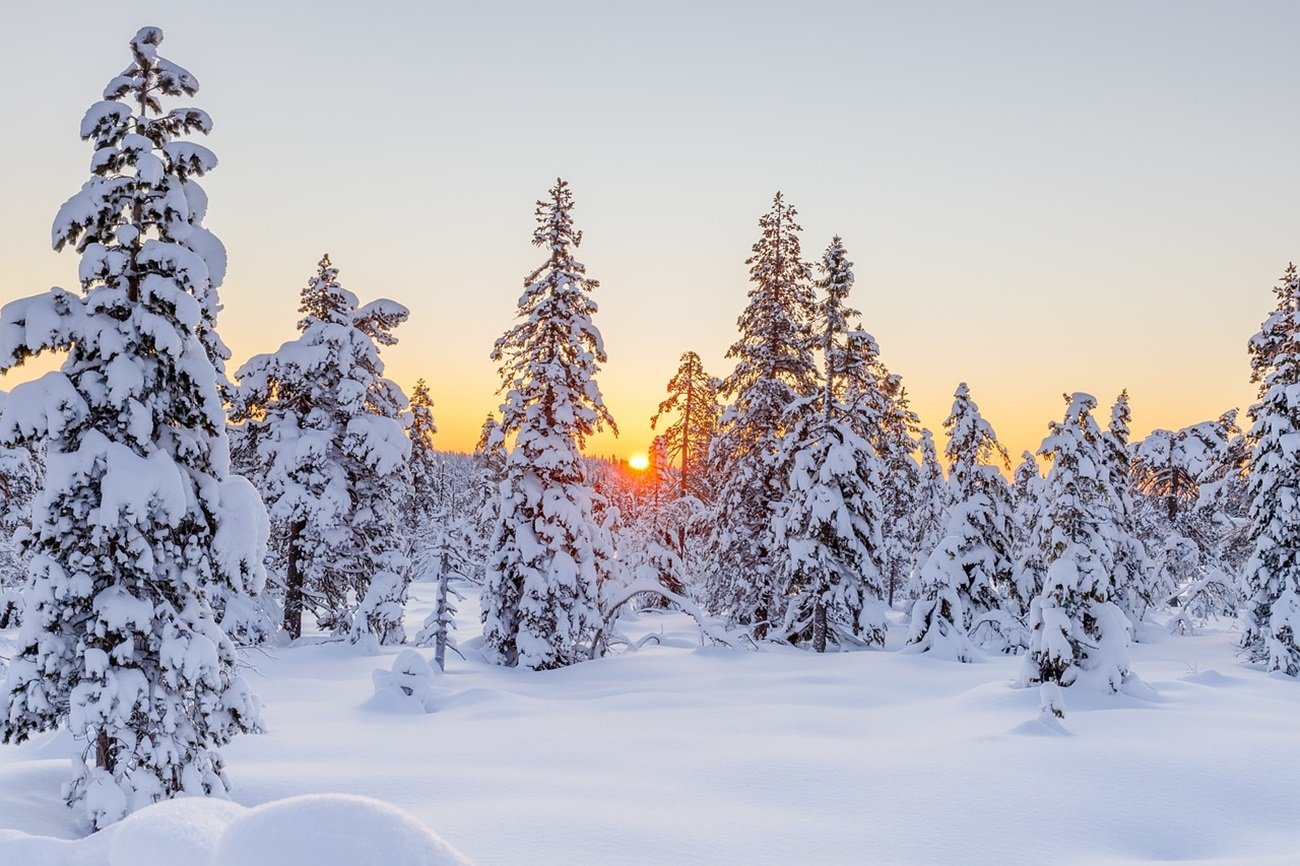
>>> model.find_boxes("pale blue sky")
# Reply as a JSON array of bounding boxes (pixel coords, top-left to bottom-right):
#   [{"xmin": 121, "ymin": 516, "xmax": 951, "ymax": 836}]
[{"xmin": 1, "ymin": 1, "xmax": 1296, "ymax": 458}]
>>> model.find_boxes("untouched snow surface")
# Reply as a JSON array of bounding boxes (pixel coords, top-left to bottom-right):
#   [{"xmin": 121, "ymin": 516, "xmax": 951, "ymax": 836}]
[{"xmin": 2, "ymin": 582, "xmax": 1299, "ymax": 865}]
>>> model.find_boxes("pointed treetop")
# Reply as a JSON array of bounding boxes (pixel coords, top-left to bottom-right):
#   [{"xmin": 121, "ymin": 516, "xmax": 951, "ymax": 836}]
[
  {"xmin": 1040, "ymin": 393, "xmax": 1102, "ymax": 463},
  {"xmin": 817, "ymin": 235, "xmax": 861, "ymax": 387},
  {"xmin": 409, "ymin": 378, "xmax": 437, "ymax": 448},
  {"xmin": 1064, "ymin": 391, "xmax": 1098, "ymax": 417},
  {"xmin": 944, "ymin": 382, "xmax": 1010, "ymax": 473},
  {"xmin": 476, "ymin": 413, "xmax": 503, "ymax": 452},
  {"xmin": 723, "ymin": 191, "xmax": 818, "ymax": 406},
  {"xmin": 492, "ymin": 178, "xmax": 614, "ymax": 447},
  {"xmin": 529, "ymin": 178, "xmax": 587, "ymax": 277},
  {"xmin": 1108, "ymin": 390, "xmax": 1132, "ymax": 444},
  {"xmin": 1249, "ymin": 263, "xmax": 1300, "ymax": 395},
  {"xmin": 744, "ymin": 191, "xmax": 810, "ymax": 287},
  {"xmin": 297, "ymin": 254, "xmax": 357, "ymax": 330}
]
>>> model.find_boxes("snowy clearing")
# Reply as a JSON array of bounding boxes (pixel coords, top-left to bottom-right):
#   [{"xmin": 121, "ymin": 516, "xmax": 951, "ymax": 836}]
[{"xmin": 3, "ymin": 580, "xmax": 1298, "ymax": 865}]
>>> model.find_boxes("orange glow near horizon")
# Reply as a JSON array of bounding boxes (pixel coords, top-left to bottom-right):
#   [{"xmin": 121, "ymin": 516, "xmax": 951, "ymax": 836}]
[{"xmin": 627, "ymin": 452, "xmax": 650, "ymax": 471}]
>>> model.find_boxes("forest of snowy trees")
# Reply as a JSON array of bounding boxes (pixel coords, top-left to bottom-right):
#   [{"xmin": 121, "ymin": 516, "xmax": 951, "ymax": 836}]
[{"xmin": 1, "ymin": 26, "xmax": 1298, "ymax": 832}]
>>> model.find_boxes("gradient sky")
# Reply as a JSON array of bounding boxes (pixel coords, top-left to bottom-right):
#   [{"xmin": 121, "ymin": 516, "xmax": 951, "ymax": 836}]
[{"xmin": 1, "ymin": 2, "xmax": 1297, "ymax": 464}]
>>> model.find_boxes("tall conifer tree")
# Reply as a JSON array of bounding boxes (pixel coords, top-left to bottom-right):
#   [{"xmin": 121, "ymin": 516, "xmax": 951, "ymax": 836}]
[
  {"xmin": 651, "ymin": 351, "xmax": 720, "ymax": 500},
  {"xmin": 1243, "ymin": 264, "xmax": 1300, "ymax": 673},
  {"xmin": 482, "ymin": 179, "xmax": 616, "ymax": 670},
  {"xmin": 0, "ymin": 27, "xmax": 263, "ymax": 827},
  {"xmin": 1010, "ymin": 450, "xmax": 1046, "ymax": 616},
  {"xmin": 775, "ymin": 237, "xmax": 888, "ymax": 651},
  {"xmin": 705, "ymin": 192, "xmax": 818, "ymax": 639},
  {"xmin": 1020, "ymin": 394, "xmax": 1135, "ymax": 716},
  {"xmin": 909, "ymin": 428, "xmax": 947, "ymax": 604},
  {"xmin": 941, "ymin": 385, "xmax": 1013, "ymax": 612},
  {"xmin": 846, "ymin": 338, "xmax": 921, "ymax": 607},
  {"xmin": 231, "ymin": 256, "xmax": 411, "ymax": 645},
  {"xmin": 1102, "ymin": 390, "xmax": 1155, "ymax": 626}
]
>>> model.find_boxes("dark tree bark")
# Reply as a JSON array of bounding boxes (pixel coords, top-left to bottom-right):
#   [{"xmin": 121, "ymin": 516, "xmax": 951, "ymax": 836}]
[{"xmin": 282, "ymin": 518, "xmax": 307, "ymax": 639}]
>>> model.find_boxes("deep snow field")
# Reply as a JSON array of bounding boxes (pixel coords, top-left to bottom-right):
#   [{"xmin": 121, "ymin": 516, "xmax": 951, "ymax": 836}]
[{"xmin": 2, "ymin": 580, "xmax": 1299, "ymax": 866}]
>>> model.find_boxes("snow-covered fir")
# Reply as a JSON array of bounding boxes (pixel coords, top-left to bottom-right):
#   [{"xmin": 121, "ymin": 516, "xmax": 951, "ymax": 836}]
[
  {"xmin": 1131, "ymin": 413, "xmax": 1248, "ymax": 633},
  {"xmin": 854, "ymin": 352, "xmax": 922, "ymax": 609},
  {"xmin": 910, "ymin": 383, "xmax": 1018, "ymax": 654},
  {"xmin": 0, "ymin": 27, "xmax": 263, "ymax": 828},
  {"xmin": 401, "ymin": 380, "xmax": 472, "ymax": 670},
  {"xmin": 908, "ymin": 428, "xmax": 948, "ymax": 603},
  {"xmin": 772, "ymin": 237, "xmax": 888, "ymax": 651},
  {"xmin": 0, "ymin": 397, "xmax": 40, "ymax": 625},
  {"xmin": 230, "ymin": 255, "xmax": 411, "ymax": 646},
  {"xmin": 704, "ymin": 192, "xmax": 819, "ymax": 640},
  {"xmin": 481, "ymin": 179, "xmax": 617, "ymax": 670},
  {"xmin": 1101, "ymin": 391, "xmax": 1157, "ymax": 629},
  {"xmin": 650, "ymin": 351, "xmax": 721, "ymax": 501},
  {"xmin": 1010, "ymin": 450, "xmax": 1047, "ymax": 616},
  {"xmin": 1242, "ymin": 263, "xmax": 1300, "ymax": 674},
  {"xmin": 1019, "ymin": 393, "xmax": 1137, "ymax": 715}
]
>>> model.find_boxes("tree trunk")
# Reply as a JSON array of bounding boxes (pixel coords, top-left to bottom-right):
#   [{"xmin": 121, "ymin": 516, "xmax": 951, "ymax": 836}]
[
  {"xmin": 95, "ymin": 729, "xmax": 113, "ymax": 772},
  {"xmin": 682, "ymin": 377, "xmax": 693, "ymax": 498},
  {"xmin": 434, "ymin": 549, "xmax": 450, "ymax": 672},
  {"xmin": 282, "ymin": 518, "xmax": 307, "ymax": 639},
  {"xmin": 812, "ymin": 599, "xmax": 827, "ymax": 653}
]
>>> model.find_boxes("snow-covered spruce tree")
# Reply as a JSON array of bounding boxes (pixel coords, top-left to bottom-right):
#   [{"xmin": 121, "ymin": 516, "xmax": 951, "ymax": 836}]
[
  {"xmin": 483, "ymin": 178, "xmax": 617, "ymax": 670},
  {"xmin": 842, "ymin": 336, "xmax": 921, "ymax": 610},
  {"xmin": 1010, "ymin": 450, "xmax": 1046, "ymax": 616},
  {"xmin": 943, "ymin": 384, "xmax": 1014, "ymax": 603},
  {"xmin": 1130, "ymin": 426, "xmax": 1200, "ymax": 609},
  {"xmin": 918, "ymin": 383, "xmax": 1016, "ymax": 649},
  {"xmin": 904, "ymin": 535, "xmax": 978, "ymax": 662},
  {"xmin": 1130, "ymin": 419, "xmax": 1245, "ymax": 632},
  {"xmin": 909, "ymin": 428, "xmax": 948, "ymax": 603},
  {"xmin": 1132, "ymin": 427, "xmax": 1198, "ymax": 526},
  {"xmin": 774, "ymin": 236, "xmax": 887, "ymax": 651},
  {"xmin": 417, "ymin": 551, "xmax": 464, "ymax": 673},
  {"xmin": 465, "ymin": 414, "xmax": 506, "ymax": 583},
  {"xmin": 1242, "ymin": 263, "xmax": 1300, "ymax": 673},
  {"xmin": 1019, "ymin": 394, "xmax": 1135, "ymax": 713},
  {"xmin": 1173, "ymin": 413, "xmax": 1249, "ymax": 628},
  {"xmin": 231, "ymin": 256, "xmax": 411, "ymax": 645},
  {"xmin": 1200, "ymin": 411, "xmax": 1252, "ymax": 576},
  {"xmin": 704, "ymin": 192, "xmax": 818, "ymax": 639},
  {"xmin": 1102, "ymin": 390, "xmax": 1155, "ymax": 627},
  {"xmin": 0, "ymin": 407, "xmax": 41, "ymax": 630},
  {"xmin": 412, "ymin": 513, "xmax": 472, "ymax": 672},
  {"xmin": 403, "ymin": 378, "xmax": 441, "ymax": 529},
  {"xmin": 0, "ymin": 27, "xmax": 263, "ymax": 828},
  {"xmin": 402, "ymin": 380, "xmax": 471, "ymax": 669},
  {"xmin": 651, "ymin": 351, "xmax": 721, "ymax": 501}
]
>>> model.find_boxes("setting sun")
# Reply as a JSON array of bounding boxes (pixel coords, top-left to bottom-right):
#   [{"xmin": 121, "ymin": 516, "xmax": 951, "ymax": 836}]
[{"xmin": 627, "ymin": 452, "xmax": 650, "ymax": 471}]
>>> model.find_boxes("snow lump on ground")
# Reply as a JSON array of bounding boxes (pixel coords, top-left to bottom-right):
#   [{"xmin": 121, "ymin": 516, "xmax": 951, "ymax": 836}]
[{"xmin": 1, "ymin": 793, "xmax": 470, "ymax": 866}]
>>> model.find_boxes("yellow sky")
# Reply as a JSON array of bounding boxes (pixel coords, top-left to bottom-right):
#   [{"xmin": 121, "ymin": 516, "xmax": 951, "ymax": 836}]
[{"xmin": 0, "ymin": 3, "xmax": 1291, "ymax": 466}]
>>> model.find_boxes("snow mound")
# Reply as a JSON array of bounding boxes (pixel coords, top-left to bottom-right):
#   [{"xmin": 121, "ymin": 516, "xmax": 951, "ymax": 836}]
[
  {"xmin": 108, "ymin": 797, "xmax": 246, "ymax": 866},
  {"xmin": 0, "ymin": 828, "xmax": 114, "ymax": 865},
  {"xmin": 1007, "ymin": 714, "xmax": 1072, "ymax": 736},
  {"xmin": 0, "ymin": 794, "xmax": 468, "ymax": 866},
  {"xmin": 367, "ymin": 649, "xmax": 441, "ymax": 713},
  {"xmin": 1179, "ymin": 669, "xmax": 1243, "ymax": 687},
  {"xmin": 213, "ymin": 794, "xmax": 470, "ymax": 866}
]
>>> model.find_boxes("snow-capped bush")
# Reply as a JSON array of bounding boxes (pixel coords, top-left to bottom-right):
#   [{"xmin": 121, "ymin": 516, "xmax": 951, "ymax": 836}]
[{"xmin": 370, "ymin": 649, "xmax": 441, "ymax": 713}]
